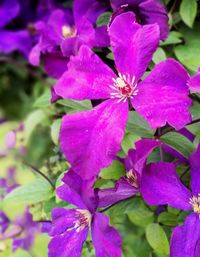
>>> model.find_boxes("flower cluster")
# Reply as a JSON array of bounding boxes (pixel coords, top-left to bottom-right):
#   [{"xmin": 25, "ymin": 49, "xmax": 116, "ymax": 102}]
[{"xmin": 1, "ymin": 0, "xmax": 200, "ymax": 257}]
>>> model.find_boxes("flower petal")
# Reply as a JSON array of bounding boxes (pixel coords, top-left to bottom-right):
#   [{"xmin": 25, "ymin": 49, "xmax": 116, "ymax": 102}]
[
  {"xmin": 97, "ymin": 178, "xmax": 137, "ymax": 208},
  {"xmin": 132, "ymin": 59, "xmax": 192, "ymax": 130},
  {"xmin": 170, "ymin": 213, "xmax": 200, "ymax": 257},
  {"xmin": 54, "ymin": 45, "xmax": 115, "ymax": 100},
  {"xmin": 190, "ymin": 143, "xmax": 200, "ymax": 195},
  {"xmin": 48, "ymin": 227, "xmax": 88, "ymax": 257},
  {"xmin": 139, "ymin": 0, "xmax": 169, "ymax": 40},
  {"xmin": 109, "ymin": 12, "xmax": 160, "ymax": 80},
  {"xmin": 188, "ymin": 72, "xmax": 200, "ymax": 93},
  {"xmin": 49, "ymin": 208, "xmax": 76, "ymax": 236},
  {"xmin": 0, "ymin": 0, "xmax": 20, "ymax": 28},
  {"xmin": 60, "ymin": 99, "xmax": 128, "ymax": 179},
  {"xmin": 91, "ymin": 213, "xmax": 122, "ymax": 257},
  {"xmin": 140, "ymin": 162, "xmax": 192, "ymax": 210}
]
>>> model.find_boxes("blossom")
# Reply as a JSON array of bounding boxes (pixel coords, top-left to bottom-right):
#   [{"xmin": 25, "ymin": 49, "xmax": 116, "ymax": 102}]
[
  {"xmin": 54, "ymin": 12, "xmax": 192, "ymax": 179},
  {"xmin": 98, "ymin": 139, "xmax": 161, "ymax": 207},
  {"xmin": 29, "ymin": 1, "xmax": 109, "ymax": 78},
  {"xmin": 140, "ymin": 143, "xmax": 200, "ymax": 257},
  {"xmin": 110, "ymin": 0, "xmax": 169, "ymax": 40},
  {"xmin": 48, "ymin": 169, "xmax": 122, "ymax": 257},
  {"xmin": 188, "ymin": 68, "xmax": 200, "ymax": 93}
]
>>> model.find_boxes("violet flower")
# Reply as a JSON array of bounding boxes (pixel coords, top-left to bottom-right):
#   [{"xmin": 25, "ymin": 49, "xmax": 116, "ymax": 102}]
[
  {"xmin": 110, "ymin": 0, "xmax": 169, "ymax": 40},
  {"xmin": 55, "ymin": 12, "xmax": 192, "ymax": 179},
  {"xmin": 48, "ymin": 169, "xmax": 122, "ymax": 257},
  {"xmin": 29, "ymin": 1, "xmax": 109, "ymax": 78},
  {"xmin": 140, "ymin": 144, "xmax": 200, "ymax": 257},
  {"xmin": 98, "ymin": 139, "xmax": 161, "ymax": 208}
]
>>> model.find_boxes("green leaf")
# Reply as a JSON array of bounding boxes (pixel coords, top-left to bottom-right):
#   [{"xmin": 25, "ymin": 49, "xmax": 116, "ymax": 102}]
[
  {"xmin": 96, "ymin": 12, "xmax": 112, "ymax": 27},
  {"xmin": 51, "ymin": 119, "xmax": 61, "ymax": 145},
  {"xmin": 33, "ymin": 89, "xmax": 51, "ymax": 108},
  {"xmin": 160, "ymin": 31, "xmax": 182, "ymax": 46},
  {"xmin": 158, "ymin": 212, "xmax": 178, "ymax": 226},
  {"xmin": 121, "ymin": 133, "xmax": 140, "ymax": 154},
  {"xmin": 4, "ymin": 179, "xmax": 53, "ymax": 205},
  {"xmin": 174, "ymin": 24, "xmax": 200, "ymax": 72},
  {"xmin": 127, "ymin": 198, "xmax": 154, "ymax": 227},
  {"xmin": 160, "ymin": 132, "xmax": 195, "ymax": 158},
  {"xmin": 146, "ymin": 223, "xmax": 169, "ymax": 255},
  {"xmin": 100, "ymin": 160, "xmax": 125, "ymax": 180},
  {"xmin": 152, "ymin": 47, "xmax": 166, "ymax": 64},
  {"xmin": 57, "ymin": 99, "xmax": 92, "ymax": 113},
  {"xmin": 180, "ymin": 0, "xmax": 197, "ymax": 28},
  {"xmin": 126, "ymin": 111, "xmax": 155, "ymax": 138},
  {"xmin": 24, "ymin": 109, "xmax": 46, "ymax": 141}
]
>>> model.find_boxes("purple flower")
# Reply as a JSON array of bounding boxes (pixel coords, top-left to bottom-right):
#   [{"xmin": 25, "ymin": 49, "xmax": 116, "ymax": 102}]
[
  {"xmin": 12, "ymin": 210, "xmax": 40, "ymax": 252},
  {"xmin": 140, "ymin": 144, "xmax": 200, "ymax": 257},
  {"xmin": 98, "ymin": 139, "xmax": 161, "ymax": 207},
  {"xmin": 110, "ymin": 0, "xmax": 169, "ymax": 40},
  {"xmin": 54, "ymin": 12, "xmax": 192, "ymax": 179},
  {"xmin": 48, "ymin": 169, "xmax": 122, "ymax": 257},
  {"xmin": 0, "ymin": 211, "xmax": 10, "ymax": 234},
  {"xmin": 29, "ymin": 1, "xmax": 109, "ymax": 78},
  {"xmin": 0, "ymin": 0, "xmax": 20, "ymax": 28}
]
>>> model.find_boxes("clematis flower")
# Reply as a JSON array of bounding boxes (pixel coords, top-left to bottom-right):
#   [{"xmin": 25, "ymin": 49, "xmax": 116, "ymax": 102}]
[
  {"xmin": 29, "ymin": 1, "xmax": 109, "ymax": 78},
  {"xmin": 0, "ymin": 0, "xmax": 54, "ymax": 57},
  {"xmin": 140, "ymin": 144, "xmax": 200, "ymax": 257},
  {"xmin": 98, "ymin": 139, "xmax": 161, "ymax": 207},
  {"xmin": 110, "ymin": 0, "xmax": 169, "ymax": 40},
  {"xmin": 55, "ymin": 12, "xmax": 192, "ymax": 179},
  {"xmin": 48, "ymin": 169, "xmax": 122, "ymax": 257}
]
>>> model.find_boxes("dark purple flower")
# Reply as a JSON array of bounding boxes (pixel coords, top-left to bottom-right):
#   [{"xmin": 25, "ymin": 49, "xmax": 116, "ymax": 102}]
[
  {"xmin": 48, "ymin": 169, "xmax": 122, "ymax": 257},
  {"xmin": 110, "ymin": 0, "xmax": 169, "ymax": 40},
  {"xmin": 0, "ymin": 0, "xmax": 20, "ymax": 28},
  {"xmin": 55, "ymin": 12, "xmax": 192, "ymax": 179},
  {"xmin": 0, "ymin": 211, "xmax": 10, "ymax": 234},
  {"xmin": 12, "ymin": 210, "xmax": 40, "ymax": 252},
  {"xmin": 140, "ymin": 144, "xmax": 200, "ymax": 257}
]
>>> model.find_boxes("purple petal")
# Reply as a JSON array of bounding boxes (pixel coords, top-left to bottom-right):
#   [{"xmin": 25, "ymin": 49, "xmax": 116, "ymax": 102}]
[
  {"xmin": 97, "ymin": 178, "xmax": 137, "ymax": 208},
  {"xmin": 125, "ymin": 139, "xmax": 161, "ymax": 175},
  {"xmin": 132, "ymin": 59, "xmax": 192, "ymax": 130},
  {"xmin": 73, "ymin": 0, "xmax": 108, "ymax": 24},
  {"xmin": 60, "ymin": 169, "xmax": 98, "ymax": 212},
  {"xmin": 110, "ymin": 0, "xmax": 142, "ymax": 9},
  {"xmin": 188, "ymin": 72, "xmax": 200, "ymax": 93},
  {"xmin": 43, "ymin": 52, "xmax": 69, "ymax": 79},
  {"xmin": 54, "ymin": 45, "xmax": 115, "ymax": 100},
  {"xmin": 92, "ymin": 213, "xmax": 122, "ymax": 257},
  {"xmin": 48, "ymin": 227, "xmax": 88, "ymax": 257},
  {"xmin": 170, "ymin": 213, "xmax": 200, "ymax": 257},
  {"xmin": 56, "ymin": 183, "xmax": 87, "ymax": 209},
  {"xmin": 0, "ymin": 0, "xmax": 20, "ymax": 28},
  {"xmin": 49, "ymin": 208, "xmax": 76, "ymax": 236},
  {"xmin": 109, "ymin": 12, "xmax": 160, "ymax": 81},
  {"xmin": 60, "ymin": 99, "xmax": 128, "ymax": 179},
  {"xmin": 190, "ymin": 144, "xmax": 200, "ymax": 196},
  {"xmin": 140, "ymin": 162, "xmax": 192, "ymax": 210},
  {"xmin": 139, "ymin": 0, "xmax": 169, "ymax": 40},
  {"xmin": 0, "ymin": 30, "xmax": 32, "ymax": 57}
]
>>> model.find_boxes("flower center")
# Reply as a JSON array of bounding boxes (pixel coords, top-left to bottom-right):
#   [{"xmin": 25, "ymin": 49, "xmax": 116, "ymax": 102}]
[
  {"xmin": 62, "ymin": 25, "xmax": 76, "ymax": 38},
  {"xmin": 74, "ymin": 209, "xmax": 92, "ymax": 232},
  {"xmin": 126, "ymin": 169, "xmax": 139, "ymax": 188},
  {"xmin": 110, "ymin": 73, "xmax": 138, "ymax": 103},
  {"xmin": 189, "ymin": 194, "xmax": 200, "ymax": 214}
]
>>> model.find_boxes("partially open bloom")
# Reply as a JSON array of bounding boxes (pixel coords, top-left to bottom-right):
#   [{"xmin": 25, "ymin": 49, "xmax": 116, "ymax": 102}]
[
  {"xmin": 140, "ymin": 143, "xmax": 200, "ymax": 257},
  {"xmin": 55, "ymin": 12, "xmax": 192, "ymax": 179},
  {"xmin": 48, "ymin": 169, "xmax": 122, "ymax": 257}
]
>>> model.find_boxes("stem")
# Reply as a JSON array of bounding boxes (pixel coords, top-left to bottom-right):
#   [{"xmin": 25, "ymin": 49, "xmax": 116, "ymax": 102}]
[
  {"xmin": 155, "ymin": 118, "xmax": 200, "ymax": 138},
  {"xmin": 99, "ymin": 196, "xmax": 134, "ymax": 213},
  {"xmin": 23, "ymin": 161, "xmax": 55, "ymax": 189}
]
